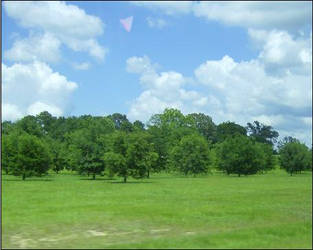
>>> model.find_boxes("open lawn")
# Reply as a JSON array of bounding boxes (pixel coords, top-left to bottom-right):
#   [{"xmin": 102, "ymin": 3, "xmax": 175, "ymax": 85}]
[{"xmin": 2, "ymin": 169, "xmax": 312, "ymax": 249}]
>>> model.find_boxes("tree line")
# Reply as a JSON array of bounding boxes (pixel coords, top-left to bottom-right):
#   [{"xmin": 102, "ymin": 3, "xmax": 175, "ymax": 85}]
[{"xmin": 2, "ymin": 109, "xmax": 312, "ymax": 181}]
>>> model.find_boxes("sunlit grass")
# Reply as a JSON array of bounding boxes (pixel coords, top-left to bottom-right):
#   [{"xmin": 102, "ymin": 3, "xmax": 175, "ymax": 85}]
[{"xmin": 2, "ymin": 169, "xmax": 312, "ymax": 249}]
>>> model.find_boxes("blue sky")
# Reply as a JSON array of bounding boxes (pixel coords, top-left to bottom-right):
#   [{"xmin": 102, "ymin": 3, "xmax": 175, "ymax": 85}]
[{"xmin": 2, "ymin": 1, "xmax": 312, "ymax": 146}]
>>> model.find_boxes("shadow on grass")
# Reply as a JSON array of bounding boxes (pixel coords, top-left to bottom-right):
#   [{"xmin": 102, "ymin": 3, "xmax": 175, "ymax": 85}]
[
  {"xmin": 4, "ymin": 178, "xmax": 53, "ymax": 182},
  {"xmin": 110, "ymin": 181, "xmax": 154, "ymax": 184},
  {"xmin": 79, "ymin": 178, "xmax": 117, "ymax": 181}
]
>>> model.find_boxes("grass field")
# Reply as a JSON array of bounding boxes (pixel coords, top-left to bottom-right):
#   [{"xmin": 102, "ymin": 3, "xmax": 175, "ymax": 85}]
[{"xmin": 2, "ymin": 169, "xmax": 312, "ymax": 249}]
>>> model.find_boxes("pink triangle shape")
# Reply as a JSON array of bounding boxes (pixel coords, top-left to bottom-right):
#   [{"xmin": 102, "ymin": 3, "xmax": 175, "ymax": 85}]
[{"xmin": 120, "ymin": 16, "xmax": 133, "ymax": 32}]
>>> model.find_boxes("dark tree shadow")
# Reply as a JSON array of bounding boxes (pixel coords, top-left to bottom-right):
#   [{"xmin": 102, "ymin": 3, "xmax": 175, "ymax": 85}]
[
  {"xmin": 4, "ymin": 178, "xmax": 53, "ymax": 182},
  {"xmin": 79, "ymin": 177, "xmax": 117, "ymax": 181},
  {"xmin": 110, "ymin": 181, "xmax": 154, "ymax": 184}
]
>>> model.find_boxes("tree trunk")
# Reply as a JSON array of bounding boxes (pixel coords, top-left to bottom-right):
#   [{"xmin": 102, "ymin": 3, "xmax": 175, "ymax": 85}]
[
  {"xmin": 147, "ymin": 170, "xmax": 150, "ymax": 179},
  {"xmin": 124, "ymin": 176, "xmax": 127, "ymax": 183},
  {"xmin": 238, "ymin": 173, "xmax": 241, "ymax": 177},
  {"xmin": 22, "ymin": 173, "xmax": 26, "ymax": 180},
  {"xmin": 92, "ymin": 173, "xmax": 96, "ymax": 180},
  {"xmin": 5, "ymin": 169, "xmax": 8, "ymax": 175}
]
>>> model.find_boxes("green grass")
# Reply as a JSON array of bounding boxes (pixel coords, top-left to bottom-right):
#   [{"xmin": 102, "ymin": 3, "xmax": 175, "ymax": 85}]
[{"xmin": 2, "ymin": 169, "xmax": 312, "ymax": 249}]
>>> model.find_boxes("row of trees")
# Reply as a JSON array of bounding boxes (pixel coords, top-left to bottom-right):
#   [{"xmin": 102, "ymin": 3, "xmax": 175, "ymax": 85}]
[{"xmin": 2, "ymin": 109, "xmax": 312, "ymax": 180}]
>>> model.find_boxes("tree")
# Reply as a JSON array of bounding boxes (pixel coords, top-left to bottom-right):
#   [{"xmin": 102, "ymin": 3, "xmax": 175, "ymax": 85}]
[
  {"xmin": 6, "ymin": 133, "xmax": 51, "ymax": 180},
  {"xmin": 255, "ymin": 142, "xmax": 276, "ymax": 173},
  {"xmin": 147, "ymin": 108, "xmax": 195, "ymax": 172},
  {"xmin": 107, "ymin": 113, "xmax": 133, "ymax": 132},
  {"xmin": 66, "ymin": 129, "xmax": 104, "ymax": 179},
  {"xmin": 185, "ymin": 113, "xmax": 217, "ymax": 142},
  {"xmin": 2, "ymin": 131, "xmax": 19, "ymax": 174},
  {"xmin": 147, "ymin": 125, "xmax": 169, "ymax": 172},
  {"xmin": 36, "ymin": 111, "xmax": 57, "ymax": 135},
  {"xmin": 47, "ymin": 138, "xmax": 68, "ymax": 174},
  {"xmin": 215, "ymin": 135, "xmax": 265, "ymax": 176},
  {"xmin": 279, "ymin": 142, "xmax": 311, "ymax": 175},
  {"xmin": 103, "ymin": 152, "xmax": 127, "ymax": 181},
  {"xmin": 16, "ymin": 115, "xmax": 44, "ymax": 137},
  {"xmin": 246, "ymin": 121, "xmax": 279, "ymax": 146},
  {"xmin": 64, "ymin": 116, "xmax": 115, "ymax": 179},
  {"xmin": 216, "ymin": 121, "xmax": 247, "ymax": 142},
  {"xmin": 168, "ymin": 134, "xmax": 211, "ymax": 176},
  {"xmin": 1, "ymin": 121, "xmax": 15, "ymax": 135},
  {"xmin": 307, "ymin": 148, "xmax": 312, "ymax": 171},
  {"xmin": 103, "ymin": 132, "xmax": 158, "ymax": 182},
  {"xmin": 133, "ymin": 120, "xmax": 145, "ymax": 131},
  {"xmin": 125, "ymin": 132, "xmax": 158, "ymax": 181},
  {"xmin": 102, "ymin": 131, "xmax": 129, "ymax": 182},
  {"xmin": 277, "ymin": 136, "xmax": 300, "ymax": 150}
]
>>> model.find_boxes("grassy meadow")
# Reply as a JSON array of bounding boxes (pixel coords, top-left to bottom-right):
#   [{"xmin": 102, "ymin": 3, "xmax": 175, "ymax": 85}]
[{"xmin": 2, "ymin": 169, "xmax": 312, "ymax": 249}]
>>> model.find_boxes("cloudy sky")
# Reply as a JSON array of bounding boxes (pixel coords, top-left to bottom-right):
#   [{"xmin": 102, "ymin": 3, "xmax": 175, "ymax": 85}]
[{"xmin": 2, "ymin": 1, "xmax": 312, "ymax": 145}]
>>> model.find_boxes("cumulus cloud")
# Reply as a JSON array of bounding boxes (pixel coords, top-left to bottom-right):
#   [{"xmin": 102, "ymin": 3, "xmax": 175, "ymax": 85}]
[
  {"xmin": 248, "ymin": 29, "xmax": 312, "ymax": 76},
  {"xmin": 4, "ymin": 32, "xmax": 61, "ymax": 63},
  {"xmin": 126, "ymin": 51, "xmax": 312, "ymax": 145},
  {"xmin": 2, "ymin": 62, "xmax": 78, "ymax": 121},
  {"xmin": 146, "ymin": 17, "xmax": 167, "ymax": 29},
  {"xmin": 126, "ymin": 55, "xmax": 221, "ymax": 122},
  {"xmin": 4, "ymin": 1, "xmax": 107, "ymax": 61}
]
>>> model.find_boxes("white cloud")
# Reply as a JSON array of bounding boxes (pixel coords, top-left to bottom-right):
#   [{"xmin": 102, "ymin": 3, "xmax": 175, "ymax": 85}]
[
  {"xmin": 126, "ymin": 55, "xmax": 211, "ymax": 121},
  {"xmin": 126, "ymin": 55, "xmax": 155, "ymax": 74},
  {"xmin": 2, "ymin": 61, "xmax": 78, "ymax": 121},
  {"xmin": 4, "ymin": 1, "xmax": 107, "ymax": 61},
  {"xmin": 132, "ymin": 1, "xmax": 193, "ymax": 15},
  {"xmin": 72, "ymin": 62, "xmax": 91, "ymax": 70},
  {"xmin": 27, "ymin": 102, "xmax": 63, "ymax": 117},
  {"xmin": 2, "ymin": 103, "xmax": 24, "ymax": 121},
  {"xmin": 192, "ymin": 2, "xmax": 311, "ymax": 32},
  {"xmin": 126, "ymin": 50, "xmax": 312, "ymax": 145},
  {"xmin": 146, "ymin": 17, "xmax": 167, "ymax": 29},
  {"xmin": 248, "ymin": 29, "xmax": 312, "ymax": 76},
  {"xmin": 4, "ymin": 32, "xmax": 61, "ymax": 63},
  {"xmin": 132, "ymin": 2, "xmax": 311, "ymax": 32}
]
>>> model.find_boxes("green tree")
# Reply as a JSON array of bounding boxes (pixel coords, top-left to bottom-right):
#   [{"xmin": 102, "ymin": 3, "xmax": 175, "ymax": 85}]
[
  {"xmin": 168, "ymin": 133, "xmax": 211, "ymax": 176},
  {"xmin": 107, "ymin": 113, "xmax": 133, "ymax": 132},
  {"xmin": 255, "ymin": 142, "xmax": 276, "ymax": 173},
  {"xmin": 216, "ymin": 121, "xmax": 247, "ymax": 142},
  {"xmin": 6, "ymin": 133, "xmax": 52, "ymax": 180},
  {"xmin": 279, "ymin": 142, "xmax": 311, "ymax": 175},
  {"xmin": 36, "ymin": 111, "xmax": 57, "ymax": 135},
  {"xmin": 103, "ymin": 152, "xmax": 127, "ymax": 181},
  {"xmin": 185, "ymin": 113, "xmax": 217, "ymax": 142},
  {"xmin": 1, "ymin": 121, "xmax": 15, "ymax": 135},
  {"xmin": 66, "ymin": 129, "xmax": 104, "ymax": 179},
  {"xmin": 47, "ymin": 138, "xmax": 68, "ymax": 174},
  {"xmin": 277, "ymin": 136, "xmax": 300, "ymax": 150},
  {"xmin": 16, "ymin": 115, "xmax": 44, "ymax": 137},
  {"xmin": 216, "ymin": 135, "xmax": 264, "ymax": 176},
  {"xmin": 246, "ymin": 121, "xmax": 279, "ymax": 146},
  {"xmin": 125, "ymin": 132, "xmax": 158, "ymax": 181},
  {"xmin": 133, "ymin": 120, "xmax": 145, "ymax": 131},
  {"xmin": 2, "ymin": 131, "xmax": 19, "ymax": 174},
  {"xmin": 147, "ymin": 108, "xmax": 195, "ymax": 172}
]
